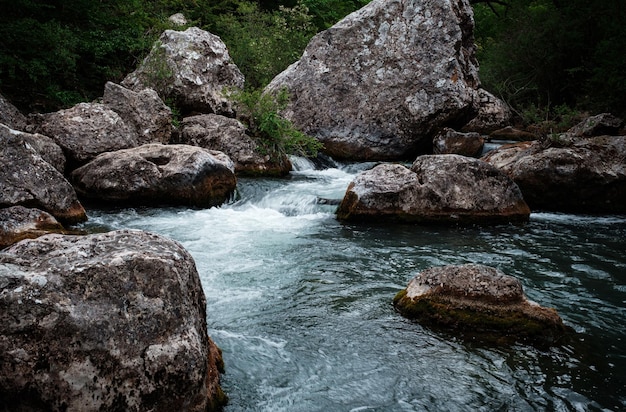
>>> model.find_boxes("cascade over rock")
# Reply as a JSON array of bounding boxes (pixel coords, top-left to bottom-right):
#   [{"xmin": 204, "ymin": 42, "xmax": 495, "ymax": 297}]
[
  {"xmin": 103, "ymin": 82, "xmax": 172, "ymax": 145},
  {"xmin": 0, "ymin": 229, "xmax": 226, "ymax": 411},
  {"xmin": 337, "ymin": 155, "xmax": 530, "ymax": 224},
  {"xmin": 122, "ymin": 27, "xmax": 244, "ymax": 115},
  {"xmin": 177, "ymin": 114, "xmax": 292, "ymax": 176},
  {"xmin": 71, "ymin": 143, "xmax": 237, "ymax": 208},
  {"xmin": 265, "ymin": 0, "xmax": 480, "ymax": 161},
  {"xmin": 393, "ymin": 264, "xmax": 568, "ymax": 345},
  {"xmin": 0, "ymin": 127, "xmax": 86, "ymax": 224}
]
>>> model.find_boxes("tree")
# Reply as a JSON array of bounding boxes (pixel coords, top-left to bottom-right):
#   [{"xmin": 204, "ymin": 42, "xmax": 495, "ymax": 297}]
[{"xmin": 473, "ymin": 0, "xmax": 626, "ymax": 120}]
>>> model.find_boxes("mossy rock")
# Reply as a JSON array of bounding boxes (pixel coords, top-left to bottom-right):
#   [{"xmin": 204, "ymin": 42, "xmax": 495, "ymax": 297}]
[{"xmin": 393, "ymin": 265, "xmax": 570, "ymax": 346}]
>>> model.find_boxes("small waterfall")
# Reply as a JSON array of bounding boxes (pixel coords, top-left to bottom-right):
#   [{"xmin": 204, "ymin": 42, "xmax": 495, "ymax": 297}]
[{"xmin": 289, "ymin": 155, "xmax": 316, "ymax": 172}]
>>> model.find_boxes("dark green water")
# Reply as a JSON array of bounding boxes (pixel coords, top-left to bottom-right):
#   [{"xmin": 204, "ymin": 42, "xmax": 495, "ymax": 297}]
[{"xmin": 85, "ymin": 159, "xmax": 626, "ymax": 411}]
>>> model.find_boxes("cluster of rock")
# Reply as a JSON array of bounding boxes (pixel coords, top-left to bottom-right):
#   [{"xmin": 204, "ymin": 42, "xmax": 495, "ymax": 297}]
[
  {"xmin": 2, "ymin": 0, "xmax": 624, "ymax": 406},
  {"xmin": 0, "ymin": 23, "xmax": 252, "ymax": 411},
  {"xmin": 482, "ymin": 113, "xmax": 626, "ymax": 213}
]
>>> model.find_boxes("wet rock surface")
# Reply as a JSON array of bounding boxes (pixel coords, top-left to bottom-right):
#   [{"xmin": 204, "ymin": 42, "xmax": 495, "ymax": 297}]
[
  {"xmin": 0, "ymin": 206, "xmax": 64, "ymax": 249},
  {"xmin": 0, "ymin": 229, "xmax": 226, "ymax": 411},
  {"xmin": 393, "ymin": 264, "xmax": 568, "ymax": 345},
  {"xmin": 433, "ymin": 127, "xmax": 484, "ymax": 157},
  {"xmin": 337, "ymin": 155, "xmax": 530, "ymax": 224},
  {"xmin": 71, "ymin": 143, "xmax": 237, "ymax": 208}
]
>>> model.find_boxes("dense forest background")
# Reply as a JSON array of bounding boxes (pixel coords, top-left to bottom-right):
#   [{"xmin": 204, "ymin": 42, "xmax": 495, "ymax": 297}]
[{"xmin": 0, "ymin": 0, "xmax": 624, "ymax": 124}]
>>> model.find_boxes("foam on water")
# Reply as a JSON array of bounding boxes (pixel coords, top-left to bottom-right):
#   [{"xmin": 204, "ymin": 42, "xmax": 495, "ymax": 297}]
[{"xmin": 82, "ymin": 161, "xmax": 626, "ymax": 412}]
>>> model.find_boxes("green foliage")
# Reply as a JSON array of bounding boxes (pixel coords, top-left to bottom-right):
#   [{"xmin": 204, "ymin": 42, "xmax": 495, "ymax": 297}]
[
  {"xmin": 211, "ymin": 0, "xmax": 317, "ymax": 89},
  {"xmin": 140, "ymin": 42, "xmax": 174, "ymax": 97},
  {"xmin": 474, "ymin": 0, "xmax": 626, "ymax": 119},
  {"xmin": 230, "ymin": 88, "xmax": 323, "ymax": 159},
  {"xmin": 0, "ymin": 0, "xmax": 369, "ymax": 112}
]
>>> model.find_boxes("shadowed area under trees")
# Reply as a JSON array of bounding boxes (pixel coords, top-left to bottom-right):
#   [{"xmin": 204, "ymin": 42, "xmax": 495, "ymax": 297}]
[{"xmin": 0, "ymin": 0, "xmax": 623, "ymax": 122}]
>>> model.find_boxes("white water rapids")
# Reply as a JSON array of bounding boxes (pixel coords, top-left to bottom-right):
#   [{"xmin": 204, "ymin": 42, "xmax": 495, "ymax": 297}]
[{"xmin": 84, "ymin": 157, "xmax": 626, "ymax": 411}]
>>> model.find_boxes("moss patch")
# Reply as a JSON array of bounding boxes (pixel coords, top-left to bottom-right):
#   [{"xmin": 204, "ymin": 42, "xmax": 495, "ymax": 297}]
[{"xmin": 393, "ymin": 289, "xmax": 569, "ymax": 346}]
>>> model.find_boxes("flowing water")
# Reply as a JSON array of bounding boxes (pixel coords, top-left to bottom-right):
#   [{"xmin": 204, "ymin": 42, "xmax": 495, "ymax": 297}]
[{"xmin": 83, "ymin": 158, "xmax": 626, "ymax": 411}]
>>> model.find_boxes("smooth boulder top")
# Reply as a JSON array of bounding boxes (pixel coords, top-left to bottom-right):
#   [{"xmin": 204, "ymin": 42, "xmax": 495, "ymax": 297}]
[{"xmin": 36, "ymin": 102, "xmax": 138, "ymax": 169}]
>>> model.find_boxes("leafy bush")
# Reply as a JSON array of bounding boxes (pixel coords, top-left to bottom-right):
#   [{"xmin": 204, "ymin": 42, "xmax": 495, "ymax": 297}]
[
  {"xmin": 230, "ymin": 87, "xmax": 323, "ymax": 159},
  {"xmin": 211, "ymin": 0, "xmax": 317, "ymax": 89},
  {"xmin": 474, "ymin": 0, "xmax": 626, "ymax": 119}
]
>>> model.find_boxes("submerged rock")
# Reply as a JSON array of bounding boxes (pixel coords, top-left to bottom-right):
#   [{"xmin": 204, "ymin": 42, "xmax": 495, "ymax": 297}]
[
  {"xmin": 0, "ymin": 206, "xmax": 64, "ymax": 249},
  {"xmin": 35, "ymin": 102, "xmax": 138, "ymax": 169},
  {"xmin": 103, "ymin": 81, "xmax": 172, "ymax": 145},
  {"xmin": 265, "ymin": 0, "xmax": 480, "ymax": 161},
  {"xmin": 0, "ymin": 229, "xmax": 226, "ymax": 411},
  {"xmin": 393, "ymin": 264, "xmax": 568, "ymax": 345},
  {"xmin": 0, "ymin": 129, "xmax": 86, "ymax": 224},
  {"xmin": 71, "ymin": 143, "xmax": 237, "ymax": 208},
  {"xmin": 336, "ymin": 155, "xmax": 530, "ymax": 224},
  {"xmin": 122, "ymin": 27, "xmax": 244, "ymax": 115},
  {"xmin": 178, "ymin": 114, "xmax": 292, "ymax": 176}
]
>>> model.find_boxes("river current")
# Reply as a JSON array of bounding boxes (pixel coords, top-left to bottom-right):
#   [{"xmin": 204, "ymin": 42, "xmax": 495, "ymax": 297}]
[{"xmin": 83, "ymin": 158, "xmax": 626, "ymax": 411}]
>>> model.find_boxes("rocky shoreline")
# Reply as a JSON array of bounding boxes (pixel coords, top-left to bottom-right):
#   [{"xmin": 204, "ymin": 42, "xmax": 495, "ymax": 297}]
[{"xmin": 1, "ymin": 0, "xmax": 625, "ymax": 409}]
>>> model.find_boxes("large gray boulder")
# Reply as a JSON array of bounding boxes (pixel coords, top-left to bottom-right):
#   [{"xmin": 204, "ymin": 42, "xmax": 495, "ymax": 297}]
[
  {"xmin": 336, "ymin": 155, "xmax": 530, "ymax": 224},
  {"xmin": 0, "ymin": 123, "xmax": 65, "ymax": 173},
  {"xmin": 482, "ymin": 135, "xmax": 626, "ymax": 213},
  {"xmin": 71, "ymin": 144, "xmax": 237, "ymax": 208},
  {"xmin": 265, "ymin": 0, "xmax": 480, "ymax": 161},
  {"xmin": 103, "ymin": 82, "xmax": 172, "ymax": 145},
  {"xmin": 393, "ymin": 264, "xmax": 568, "ymax": 345},
  {"xmin": 0, "ymin": 229, "xmax": 226, "ymax": 411},
  {"xmin": 35, "ymin": 102, "xmax": 138, "ymax": 169},
  {"xmin": 0, "ymin": 129, "xmax": 86, "ymax": 224},
  {"xmin": 122, "ymin": 27, "xmax": 245, "ymax": 115},
  {"xmin": 178, "ymin": 114, "xmax": 292, "ymax": 176},
  {"xmin": 0, "ymin": 94, "xmax": 27, "ymax": 131},
  {"xmin": 0, "ymin": 206, "xmax": 64, "ymax": 249}
]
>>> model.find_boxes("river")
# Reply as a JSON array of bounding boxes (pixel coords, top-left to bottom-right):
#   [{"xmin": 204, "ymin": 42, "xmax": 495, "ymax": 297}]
[{"xmin": 83, "ymin": 158, "xmax": 626, "ymax": 411}]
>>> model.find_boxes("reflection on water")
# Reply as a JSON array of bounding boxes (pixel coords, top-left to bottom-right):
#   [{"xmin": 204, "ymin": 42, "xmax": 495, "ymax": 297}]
[{"xmin": 84, "ymin": 159, "xmax": 626, "ymax": 411}]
